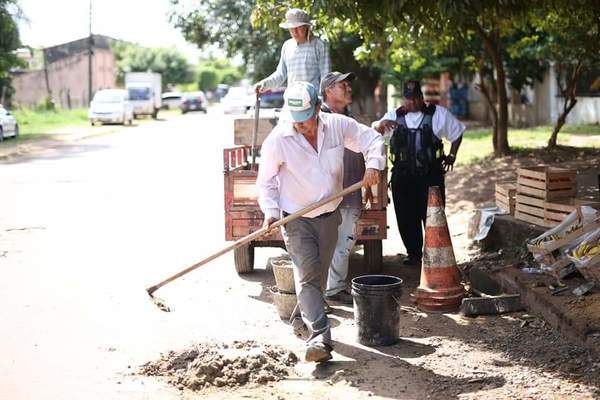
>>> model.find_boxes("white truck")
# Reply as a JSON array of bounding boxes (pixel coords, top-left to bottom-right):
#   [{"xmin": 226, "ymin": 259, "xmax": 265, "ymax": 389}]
[{"xmin": 125, "ymin": 72, "xmax": 162, "ymax": 119}]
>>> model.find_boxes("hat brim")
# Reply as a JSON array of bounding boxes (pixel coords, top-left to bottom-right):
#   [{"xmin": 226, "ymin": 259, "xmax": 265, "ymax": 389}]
[
  {"xmin": 290, "ymin": 106, "xmax": 316, "ymax": 122},
  {"xmin": 280, "ymin": 21, "xmax": 311, "ymax": 29},
  {"xmin": 321, "ymin": 72, "xmax": 357, "ymax": 94}
]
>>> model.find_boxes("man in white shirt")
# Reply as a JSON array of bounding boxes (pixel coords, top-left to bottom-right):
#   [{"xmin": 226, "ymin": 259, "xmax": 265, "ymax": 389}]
[
  {"xmin": 372, "ymin": 80, "xmax": 465, "ymax": 266},
  {"xmin": 257, "ymin": 81, "xmax": 385, "ymax": 362},
  {"xmin": 254, "ymin": 8, "xmax": 331, "ymax": 93}
]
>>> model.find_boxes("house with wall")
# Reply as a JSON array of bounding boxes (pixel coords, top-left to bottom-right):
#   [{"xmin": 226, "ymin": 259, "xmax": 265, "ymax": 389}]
[{"xmin": 11, "ymin": 35, "xmax": 116, "ymax": 108}]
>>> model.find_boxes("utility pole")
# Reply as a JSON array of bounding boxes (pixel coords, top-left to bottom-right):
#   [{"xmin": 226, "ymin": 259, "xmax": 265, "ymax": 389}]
[{"xmin": 88, "ymin": 0, "xmax": 93, "ymax": 105}]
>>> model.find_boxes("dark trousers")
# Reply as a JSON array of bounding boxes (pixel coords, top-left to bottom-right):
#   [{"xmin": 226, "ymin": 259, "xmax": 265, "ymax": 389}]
[{"xmin": 391, "ymin": 172, "xmax": 445, "ymax": 259}]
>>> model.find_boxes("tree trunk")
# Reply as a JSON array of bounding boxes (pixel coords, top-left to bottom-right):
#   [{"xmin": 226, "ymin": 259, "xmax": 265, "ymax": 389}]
[
  {"xmin": 476, "ymin": 23, "xmax": 511, "ymax": 156},
  {"xmin": 494, "ymin": 58, "xmax": 510, "ymax": 156},
  {"xmin": 477, "ymin": 62, "xmax": 498, "ymax": 153},
  {"xmin": 548, "ymin": 61, "xmax": 582, "ymax": 148}
]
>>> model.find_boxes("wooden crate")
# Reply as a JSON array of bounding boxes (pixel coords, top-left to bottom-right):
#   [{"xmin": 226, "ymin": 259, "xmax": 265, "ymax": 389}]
[
  {"xmin": 516, "ymin": 166, "xmax": 576, "ymax": 200},
  {"xmin": 495, "ymin": 182, "xmax": 516, "ymax": 215},
  {"xmin": 356, "ymin": 210, "xmax": 387, "ymax": 240},
  {"xmin": 515, "ymin": 194, "xmax": 549, "ymax": 227},
  {"xmin": 516, "ymin": 195, "xmax": 600, "ymax": 228},
  {"xmin": 233, "ymin": 116, "xmax": 278, "ymax": 146}
]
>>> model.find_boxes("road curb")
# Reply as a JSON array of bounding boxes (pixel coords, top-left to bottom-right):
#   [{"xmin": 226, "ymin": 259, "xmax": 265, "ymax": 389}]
[{"xmin": 486, "ymin": 265, "xmax": 600, "ymax": 356}]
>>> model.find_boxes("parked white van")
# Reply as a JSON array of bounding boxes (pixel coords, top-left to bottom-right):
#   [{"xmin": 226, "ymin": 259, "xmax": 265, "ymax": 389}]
[{"xmin": 89, "ymin": 89, "xmax": 134, "ymax": 126}]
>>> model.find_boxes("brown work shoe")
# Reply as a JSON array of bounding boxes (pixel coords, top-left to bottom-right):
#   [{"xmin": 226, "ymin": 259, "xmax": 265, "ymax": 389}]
[
  {"xmin": 291, "ymin": 317, "xmax": 309, "ymax": 339},
  {"xmin": 326, "ymin": 290, "xmax": 353, "ymax": 305},
  {"xmin": 305, "ymin": 342, "xmax": 333, "ymax": 363}
]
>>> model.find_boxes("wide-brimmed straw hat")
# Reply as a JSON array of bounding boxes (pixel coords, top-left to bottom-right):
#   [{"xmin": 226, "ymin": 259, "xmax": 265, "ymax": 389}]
[{"xmin": 279, "ymin": 8, "xmax": 311, "ymax": 29}]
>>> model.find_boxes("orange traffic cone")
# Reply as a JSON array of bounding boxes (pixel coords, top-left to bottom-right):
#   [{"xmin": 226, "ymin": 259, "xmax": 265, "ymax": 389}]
[{"xmin": 414, "ymin": 186, "xmax": 465, "ymax": 312}]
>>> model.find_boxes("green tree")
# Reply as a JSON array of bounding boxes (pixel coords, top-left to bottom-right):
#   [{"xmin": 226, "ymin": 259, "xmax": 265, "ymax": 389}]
[
  {"xmin": 254, "ymin": 1, "xmax": 545, "ymax": 156},
  {"xmin": 169, "ymin": 0, "xmax": 284, "ymax": 82},
  {"xmin": 112, "ymin": 41, "xmax": 194, "ymax": 90},
  {"xmin": 252, "ymin": 3, "xmax": 386, "ymax": 119},
  {"xmin": 197, "ymin": 68, "xmax": 218, "ymax": 91},
  {"xmin": 0, "ymin": 0, "xmax": 24, "ymax": 105},
  {"xmin": 531, "ymin": 1, "xmax": 600, "ymax": 147}
]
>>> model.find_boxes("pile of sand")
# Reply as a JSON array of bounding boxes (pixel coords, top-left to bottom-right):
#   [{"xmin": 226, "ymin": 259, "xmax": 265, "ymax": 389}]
[{"xmin": 139, "ymin": 340, "xmax": 298, "ymax": 391}]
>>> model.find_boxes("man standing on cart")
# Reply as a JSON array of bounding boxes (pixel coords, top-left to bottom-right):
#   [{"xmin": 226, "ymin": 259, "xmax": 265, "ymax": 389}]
[
  {"xmin": 257, "ymin": 81, "xmax": 385, "ymax": 362},
  {"xmin": 254, "ymin": 8, "xmax": 331, "ymax": 93}
]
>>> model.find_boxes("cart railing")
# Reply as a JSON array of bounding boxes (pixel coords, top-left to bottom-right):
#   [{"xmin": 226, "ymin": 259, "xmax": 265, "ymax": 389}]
[{"xmin": 223, "ymin": 145, "xmax": 254, "ymax": 172}]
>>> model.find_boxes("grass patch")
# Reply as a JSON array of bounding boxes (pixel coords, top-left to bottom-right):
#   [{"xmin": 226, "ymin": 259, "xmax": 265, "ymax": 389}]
[
  {"xmin": 12, "ymin": 108, "xmax": 89, "ymax": 138},
  {"xmin": 457, "ymin": 124, "xmax": 600, "ymax": 166}
]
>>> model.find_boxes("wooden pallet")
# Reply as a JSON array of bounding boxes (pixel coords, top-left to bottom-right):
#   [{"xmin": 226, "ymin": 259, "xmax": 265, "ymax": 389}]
[
  {"xmin": 516, "ymin": 166, "xmax": 576, "ymax": 200},
  {"xmin": 495, "ymin": 181, "xmax": 516, "ymax": 215}
]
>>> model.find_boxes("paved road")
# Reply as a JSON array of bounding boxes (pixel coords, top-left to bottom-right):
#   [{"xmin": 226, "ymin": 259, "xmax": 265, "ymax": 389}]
[
  {"xmin": 3, "ymin": 111, "xmax": 599, "ymax": 400},
  {"xmin": 0, "ymin": 111, "xmax": 289, "ymax": 399}
]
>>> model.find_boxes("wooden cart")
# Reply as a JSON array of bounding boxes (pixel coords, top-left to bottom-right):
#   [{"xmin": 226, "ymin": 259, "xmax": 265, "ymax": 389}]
[{"xmin": 223, "ymin": 144, "xmax": 388, "ymax": 274}]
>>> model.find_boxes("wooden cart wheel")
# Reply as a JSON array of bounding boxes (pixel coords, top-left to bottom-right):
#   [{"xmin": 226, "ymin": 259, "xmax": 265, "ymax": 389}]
[
  {"xmin": 234, "ymin": 242, "xmax": 255, "ymax": 274},
  {"xmin": 364, "ymin": 240, "xmax": 382, "ymax": 273}
]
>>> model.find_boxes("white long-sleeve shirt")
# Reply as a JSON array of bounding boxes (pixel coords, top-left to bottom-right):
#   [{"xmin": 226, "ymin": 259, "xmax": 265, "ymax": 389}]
[
  {"xmin": 373, "ymin": 105, "xmax": 465, "ymax": 142},
  {"xmin": 257, "ymin": 112, "xmax": 385, "ymax": 220}
]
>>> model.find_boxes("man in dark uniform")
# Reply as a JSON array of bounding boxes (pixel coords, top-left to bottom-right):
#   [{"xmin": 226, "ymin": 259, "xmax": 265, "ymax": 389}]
[{"xmin": 372, "ymin": 80, "xmax": 465, "ymax": 266}]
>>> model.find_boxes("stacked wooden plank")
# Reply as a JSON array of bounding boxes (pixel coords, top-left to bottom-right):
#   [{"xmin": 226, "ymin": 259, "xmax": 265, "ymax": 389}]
[
  {"xmin": 495, "ymin": 182, "xmax": 516, "ymax": 215},
  {"xmin": 514, "ymin": 166, "xmax": 578, "ymax": 227}
]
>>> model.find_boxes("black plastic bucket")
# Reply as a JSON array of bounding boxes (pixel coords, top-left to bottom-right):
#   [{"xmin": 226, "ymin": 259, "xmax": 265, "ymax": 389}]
[{"xmin": 351, "ymin": 275, "xmax": 403, "ymax": 346}]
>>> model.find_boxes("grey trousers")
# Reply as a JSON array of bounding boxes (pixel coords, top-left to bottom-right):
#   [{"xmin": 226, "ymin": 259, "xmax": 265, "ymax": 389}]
[{"xmin": 281, "ymin": 208, "xmax": 341, "ymax": 345}]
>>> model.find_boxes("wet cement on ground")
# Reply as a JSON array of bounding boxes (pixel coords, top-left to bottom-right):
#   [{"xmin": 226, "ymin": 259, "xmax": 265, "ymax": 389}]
[{"xmin": 138, "ymin": 340, "xmax": 298, "ymax": 392}]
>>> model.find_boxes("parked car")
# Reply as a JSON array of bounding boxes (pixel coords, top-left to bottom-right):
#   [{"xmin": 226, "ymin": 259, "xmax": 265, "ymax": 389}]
[
  {"xmin": 161, "ymin": 92, "xmax": 183, "ymax": 110},
  {"xmin": 88, "ymin": 89, "xmax": 134, "ymax": 126},
  {"xmin": 214, "ymin": 84, "xmax": 229, "ymax": 101},
  {"xmin": 221, "ymin": 86, "xmax": 252, "ymax": 114},
  {"xmin": 0, "ymin": 104, "xmax": 19, "ymax": 141},
  {"xmin": 180, "ymin": 91, "xmax": 208, "ymax": 114},
  {"xmin": 258, "ymin": 89, "xmax": 285, "ymax": 109}
]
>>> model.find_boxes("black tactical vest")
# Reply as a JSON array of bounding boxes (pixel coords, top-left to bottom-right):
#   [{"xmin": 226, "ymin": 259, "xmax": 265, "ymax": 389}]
[{"xmin": 389, "ymin": 104, "xmax": 444, "ymax": 176}]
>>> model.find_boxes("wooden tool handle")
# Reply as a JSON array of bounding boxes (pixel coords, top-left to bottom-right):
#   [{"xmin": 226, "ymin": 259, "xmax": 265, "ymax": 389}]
[
  {"xmin": 146, "ymin": 181, "xmax": 364, "ymax": 295},
  {"xmin": 250, "ymin": 94, "xmax": 260, "ymax": 168}
]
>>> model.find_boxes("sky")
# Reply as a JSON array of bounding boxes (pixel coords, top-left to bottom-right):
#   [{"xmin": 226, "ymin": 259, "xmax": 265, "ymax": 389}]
[{"xmin": 16, "ymin": 0, "xmax": 203, "ymax": 62}]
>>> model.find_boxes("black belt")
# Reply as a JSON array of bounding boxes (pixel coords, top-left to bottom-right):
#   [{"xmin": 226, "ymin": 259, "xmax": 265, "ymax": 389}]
[{"xmin": 283, "ymin": 209, "xmax": 336, "ymax": 219}]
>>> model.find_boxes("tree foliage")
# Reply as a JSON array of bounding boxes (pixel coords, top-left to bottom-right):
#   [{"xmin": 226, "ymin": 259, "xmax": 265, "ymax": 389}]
[
  {"xmin": 530, "ymin": 1, "xmax": 600, "ymax": 147},
  {"xmin": 169, "ymin": 0, "xmax": 285, "ymax": 82},
  {"xmin": 111, "ymin": 41, "xmax": 194, "ymax": 90},
  {"xmin": 252, "ymin": 0, "xmax": 548, "ymax": 156},
  {"xmin": 0, "ymin": 0, "xmax": 24, "ymax": 105},
  {"xmin": 251, "ymin": 1, "xmax": 386, "ymax": 118}
]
